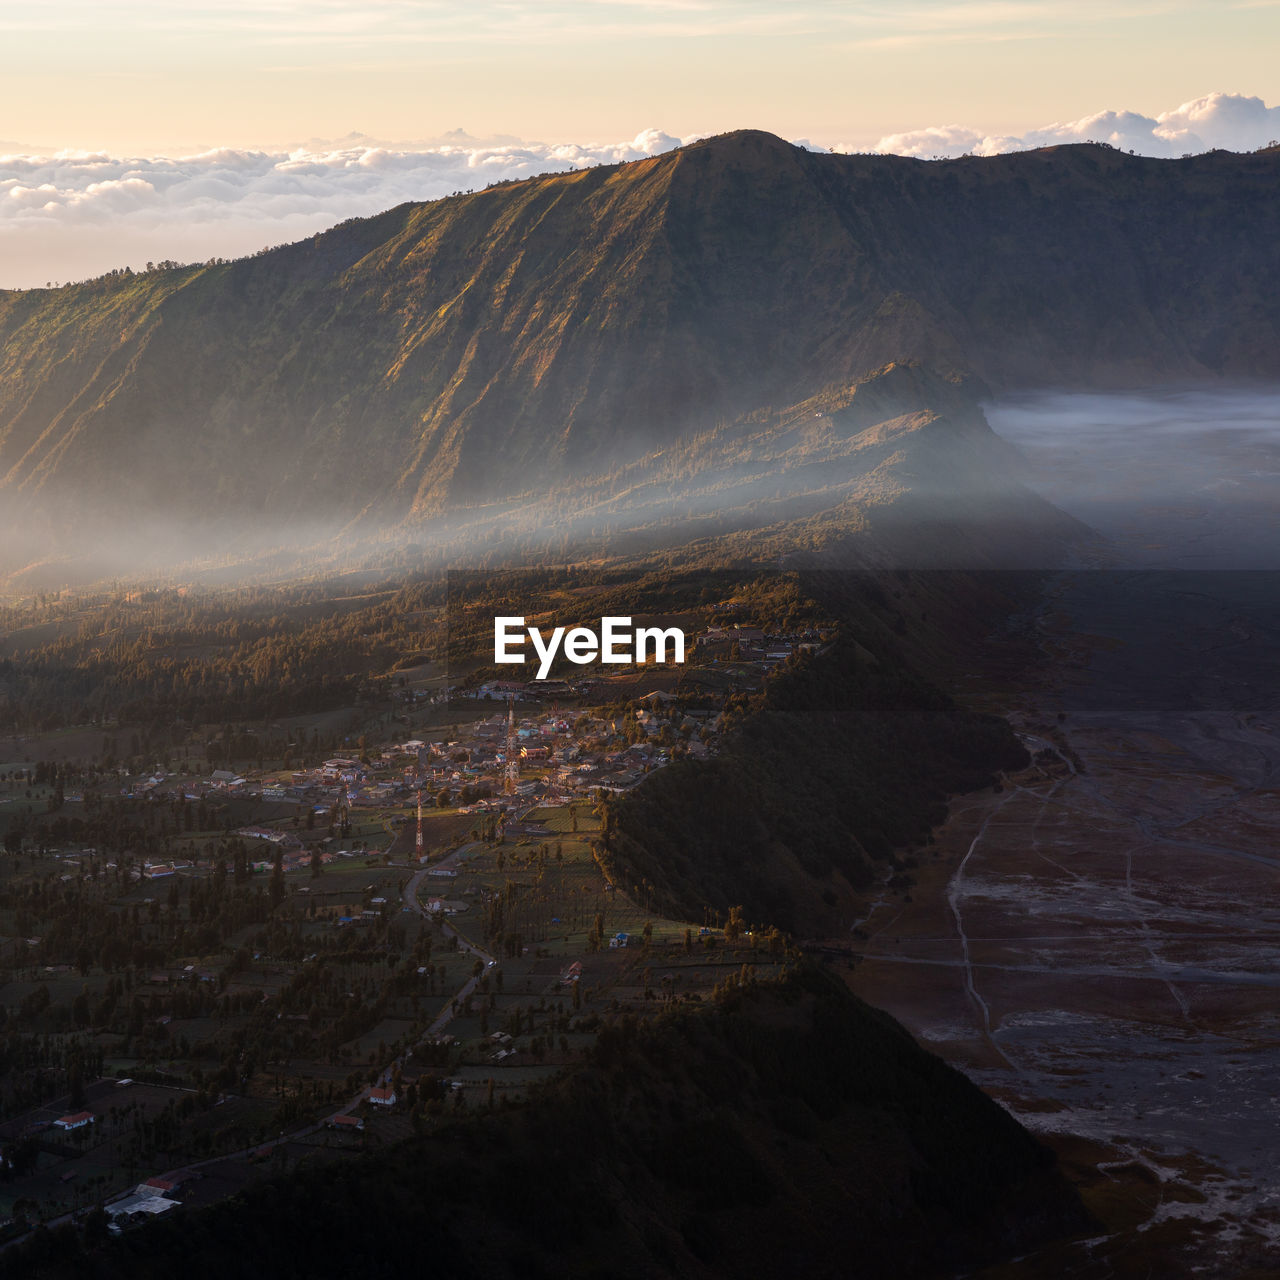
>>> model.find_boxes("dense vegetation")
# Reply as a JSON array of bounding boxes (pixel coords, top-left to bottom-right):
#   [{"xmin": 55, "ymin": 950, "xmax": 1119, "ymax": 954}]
[
  {"xmin": 0, "ymin": 821, "xmax": 438, "ymax": 1125},
  {"xmin": 0, "ymin": 578, "xmax": 443, "ymax": 734},
  {"xmin": 607, "ymin": 626, "xmax": 1026, "ymax": 933},
  {"xmin": 3, "ymin": 967, "xmax": 1088, "ymax": 1280}
]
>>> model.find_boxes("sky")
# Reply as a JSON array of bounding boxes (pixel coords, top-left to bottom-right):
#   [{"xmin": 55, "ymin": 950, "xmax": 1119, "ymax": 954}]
[{"xmin": 1, "ymin": 0, "xmax": 1278, "ymax": 288}]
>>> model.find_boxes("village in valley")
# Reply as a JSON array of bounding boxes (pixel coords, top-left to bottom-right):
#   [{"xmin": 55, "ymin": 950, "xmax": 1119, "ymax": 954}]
[
  {"xmin": 165, "ymin": 609, "xmax": 823, "ymax": 879},
  {"xmin": 0, "ymin": 593, "xmax": 829, "ymax": 1241}
]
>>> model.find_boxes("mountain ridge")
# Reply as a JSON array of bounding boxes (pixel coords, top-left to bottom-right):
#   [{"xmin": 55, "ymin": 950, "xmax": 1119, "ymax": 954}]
[{"xmin": 1, "ymin": 129, "xmax": 1277, "ymax": 565}]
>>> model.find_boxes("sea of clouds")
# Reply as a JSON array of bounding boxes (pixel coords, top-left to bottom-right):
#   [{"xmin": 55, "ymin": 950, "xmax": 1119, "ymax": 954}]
[
  {"xmin": 864, "ymin": 89, "xmax": 1280, "ymax": 160},
  {"xmin": 0, "ymin": 127, "xmax": 684, "ymax": 288},
  {"xmin": 3, "ymin": 93, "xmax": 1278, "ymax": 289}
]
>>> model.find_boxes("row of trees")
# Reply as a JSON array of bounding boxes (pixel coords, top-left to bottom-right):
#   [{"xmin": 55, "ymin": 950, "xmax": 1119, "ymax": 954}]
[{"xmin": 0, "ymin": 579, "xmax": 448, "ymax": 734}]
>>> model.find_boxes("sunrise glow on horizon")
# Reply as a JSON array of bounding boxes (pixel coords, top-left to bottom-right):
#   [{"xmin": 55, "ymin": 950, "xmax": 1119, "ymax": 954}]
[{"xmin": 1, "ymin": 1, "xmax": 1277, "ymax": 288}]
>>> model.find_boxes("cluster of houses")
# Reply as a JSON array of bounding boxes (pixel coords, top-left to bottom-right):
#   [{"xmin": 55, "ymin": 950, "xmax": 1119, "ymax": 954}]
[
  {"xmin": 441, "ymin": 622, "xmax": 826, "ymax": 799},
  {"xmin": 67, "ymin": 619, "xmax": 827, "ymax": 875},
  {"xmin": 410, "ymin": 693, "xmax": 720, "ymax": 807},
  {"xmin": 242, "ymin": 622, "xmax": 822, "ymax": 815}
]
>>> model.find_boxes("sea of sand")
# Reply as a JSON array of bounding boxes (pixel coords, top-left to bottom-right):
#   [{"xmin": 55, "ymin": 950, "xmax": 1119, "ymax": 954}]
[{"xmin": 848, "ymin": 389, "xmax": 1280, "ymax": 1274}]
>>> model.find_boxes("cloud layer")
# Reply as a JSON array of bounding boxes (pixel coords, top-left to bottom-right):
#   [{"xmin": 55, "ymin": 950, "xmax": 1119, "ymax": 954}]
[
  {"xmin": 2, "ymin": 93, "xmax": 1278, "ymax": 289},
  {"xmin": 0, "ymin": 128, "xmax": 685, "ymax": 289},
  {"xmin": 865, "ymin": 91, "xmax": 1280, "ymax": 159}
]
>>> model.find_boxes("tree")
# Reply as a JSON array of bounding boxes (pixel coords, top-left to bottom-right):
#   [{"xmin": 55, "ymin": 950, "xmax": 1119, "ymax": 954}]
[
  {"xmin": 83, "ymin": 1203, "xmax": 110, "ymax": 1246},
  {"xmin": 68, "ymin": 1058, "xmax": 86, "ymax": 1108},
  {"xmin": 726, "ymin": 905, "xmax": 745, "ymax": 943},
  {"xmin": 270, "ymin": 850, "xmax": 285, "ymax": 909}
]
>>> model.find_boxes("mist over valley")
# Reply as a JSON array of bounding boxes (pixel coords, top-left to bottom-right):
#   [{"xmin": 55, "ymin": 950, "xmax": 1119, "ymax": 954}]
[
  {"xmin": 3, "ymin": 128, "xmax": 1280, "ymax": 1278},
  {"xmin": 3, "ymin": 131, "xmax": 1280, "ymax": 586}
]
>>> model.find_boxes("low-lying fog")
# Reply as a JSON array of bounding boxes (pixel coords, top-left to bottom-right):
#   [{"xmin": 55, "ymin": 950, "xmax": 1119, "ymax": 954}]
[
  {"xmin": 987, "ymin": 386, "xmax": 1280, "ymax": 568},
  {"xmin": 7, "ymin": 384, "xmax": 1280, "ymax": 591}
]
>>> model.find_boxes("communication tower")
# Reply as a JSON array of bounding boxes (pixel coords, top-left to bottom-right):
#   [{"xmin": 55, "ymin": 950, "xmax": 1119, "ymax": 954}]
[
  {"xmin": 504, "ymin": 697, "xmax": 520, "ymax": 796},
  {"xmin": 416, "ymin": 789, "xmax": 425, "ymax": 861}
]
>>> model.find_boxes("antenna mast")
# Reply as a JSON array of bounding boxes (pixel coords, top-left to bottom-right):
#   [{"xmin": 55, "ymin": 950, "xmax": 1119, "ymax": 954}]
[{"xmin": 504, "ymin": 696, "xmax": 519, "ymax": 796}]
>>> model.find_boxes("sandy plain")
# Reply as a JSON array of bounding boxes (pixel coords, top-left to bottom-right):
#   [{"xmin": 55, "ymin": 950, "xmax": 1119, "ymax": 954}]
[{"xmin": 849, "ymin": 393, "xmax": 1280, "ymax": 1274}]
